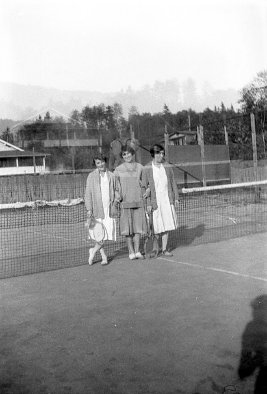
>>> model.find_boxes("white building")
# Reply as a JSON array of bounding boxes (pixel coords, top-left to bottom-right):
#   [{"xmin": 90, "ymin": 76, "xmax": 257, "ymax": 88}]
[{"xmin": 0, "ymin": 139, "xmax": 49, "ymax": 176}]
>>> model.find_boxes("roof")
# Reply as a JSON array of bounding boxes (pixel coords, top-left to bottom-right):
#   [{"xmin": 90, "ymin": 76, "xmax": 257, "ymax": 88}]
[
  {"xmin": 10, "ymin": 108, "xmax": 87, "ymax": 131},
  {"xmin": 169, "ymin": 130, "xmax": 197, "ymax": 137},
  {"xmin": 0, "ymin": 138, "xmax": 24, "ymax": 152},
  {"xmin": 0, "ymin": 150, "xmax": 49, "ymax": 158},
  {"xmin": 160, "ymin": 130, "xmax": 197, "ymax": 143}
]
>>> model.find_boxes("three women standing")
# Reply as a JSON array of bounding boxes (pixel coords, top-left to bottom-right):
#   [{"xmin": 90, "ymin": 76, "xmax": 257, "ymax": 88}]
[{"xmin": 85, "ymin": 143, "xmax": 178, "ymax": 264}]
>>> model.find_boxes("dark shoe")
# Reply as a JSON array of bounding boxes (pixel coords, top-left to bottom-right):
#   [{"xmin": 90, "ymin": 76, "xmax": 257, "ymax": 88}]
[{"xmin": 162, "ymin": 250, "xmax": 173, "ymax": 257}]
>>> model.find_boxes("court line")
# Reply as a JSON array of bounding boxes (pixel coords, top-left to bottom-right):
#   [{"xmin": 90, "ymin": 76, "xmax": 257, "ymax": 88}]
[{"xmin": 159, "ymin": 257, "xmax": 267, "ymax": 282}]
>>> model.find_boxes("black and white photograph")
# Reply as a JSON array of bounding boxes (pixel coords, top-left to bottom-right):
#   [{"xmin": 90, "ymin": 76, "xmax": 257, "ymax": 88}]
[{"xmin": 0, "ymin": 0, "xmax": 266, "ymax": 393}]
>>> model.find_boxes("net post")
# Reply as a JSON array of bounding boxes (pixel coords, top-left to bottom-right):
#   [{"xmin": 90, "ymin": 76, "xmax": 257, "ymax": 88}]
[{"xmin": 199, "ymin": 125, "xmax": 206, "ymax": 187}]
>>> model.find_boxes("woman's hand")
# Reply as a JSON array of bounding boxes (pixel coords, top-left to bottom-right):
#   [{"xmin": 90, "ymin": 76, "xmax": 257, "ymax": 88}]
[{"xmin": 174, "ymin": 200, "xmax": 179, "ymax": 208}]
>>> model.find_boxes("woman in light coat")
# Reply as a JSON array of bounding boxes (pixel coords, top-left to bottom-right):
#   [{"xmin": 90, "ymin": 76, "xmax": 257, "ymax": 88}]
[
  {"xmin": 142, "ymin": 144, "xmax": 179, "ymax": 256},
  {"xmin": 84, "ymin": 153, "xmax": 118, "ymax": 265}
]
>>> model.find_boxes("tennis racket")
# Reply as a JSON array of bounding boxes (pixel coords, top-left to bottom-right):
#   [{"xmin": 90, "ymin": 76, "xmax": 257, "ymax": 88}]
[
  {"xmin": 144, "ymin": 211, "xmax": 159, "ymax": 258},
  {"xmin": 85, "ymin": 217, "xmax": 106, "ymax": 243}
]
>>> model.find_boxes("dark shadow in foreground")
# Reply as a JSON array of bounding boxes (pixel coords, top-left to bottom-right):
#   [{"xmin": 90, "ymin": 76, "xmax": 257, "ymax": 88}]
[{"xmin": 238, "ymin": 294, "xmax": 267, "ymax": 394}]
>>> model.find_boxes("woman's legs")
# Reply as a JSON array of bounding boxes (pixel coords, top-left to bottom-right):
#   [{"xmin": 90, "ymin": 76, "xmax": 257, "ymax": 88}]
[
  {"xmin": 126, "ymin": 234, "xmax": 143, "ymax": 259},
  {"xmin": 126, "ymin": 236, "xmax": 135, "ymax": 256},
  {"xmin": 99, "ymin": 246, "xmax": 108, "ymax": 265},
  {"xmin": 161, "ymin": 232, "xmax": 168, "ymax": 252},
  {"xmin": 133, "ymin": 233, "xmax": 144, "ymax": 259},
  {"xmin": 161, "ymin": 232, "xmax": 173, "ymax": 256},
  {"xmin": 133, "ymin": 233, "xmax": 140, "ymax": 253},
  {"xmin": 88, "ymin": 242, "xmax": 103, "ymax": 265}
]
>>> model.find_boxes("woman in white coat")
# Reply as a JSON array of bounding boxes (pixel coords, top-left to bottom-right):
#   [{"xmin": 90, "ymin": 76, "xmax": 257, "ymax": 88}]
[{"xmin": 142, "ymin": 144, "xmax": 179, "ymax": 256}]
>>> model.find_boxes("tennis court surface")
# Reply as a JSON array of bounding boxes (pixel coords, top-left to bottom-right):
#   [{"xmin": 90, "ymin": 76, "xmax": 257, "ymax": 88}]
[
  {"xmin": 0, "ymin": 181, "xmax": 266, "ymax": 393},
  {"xmin": 1, "ymin": 232, "xmax": 266, "ymax": 394}
]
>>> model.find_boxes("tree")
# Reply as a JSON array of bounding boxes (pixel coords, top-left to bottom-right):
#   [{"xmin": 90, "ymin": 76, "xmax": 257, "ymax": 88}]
[
  {"xmin": 81, "ymin": 104, "xmax": 106, "ymax": 129},
  {"xmin": 163, "ymin": 104, "xmax": 171, "ymax": 118},
  {"xmin": 220, "ymin": 102, "xmax": 226, "ymax": 112},
  {"xmin": 113, "ymin": 103, "xmax": 126, "ymax": 138},
  {"xmin": 0, "ymin": 127, "xmax": 14, "ymax": 144},
  {"xmin": 44, "ymin": 111, "xmax": 52, "ymax": 121},
  {"xmin": 128, "ymin": 106, "xmax": 139, "ymax": 120},
  {"xmin": 105, "ymin": 106, "xmax": 115, "ymax": 129},
  {"xmin": 70, "ymin": 109, "xmax": 82, "ymax": 124},
  {"xmin": 239, "ymin": 70, "xmax": 267, "ymax": 112},
  {"xmin": 239, "ymin": 70, "xmax": 267, "ymax": 158}
]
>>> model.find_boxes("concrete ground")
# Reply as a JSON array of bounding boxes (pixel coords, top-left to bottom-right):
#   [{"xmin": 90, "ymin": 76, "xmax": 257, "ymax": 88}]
[{"xmin": 0, "ymin": 233, "xmax": 266, "ymax": 394}]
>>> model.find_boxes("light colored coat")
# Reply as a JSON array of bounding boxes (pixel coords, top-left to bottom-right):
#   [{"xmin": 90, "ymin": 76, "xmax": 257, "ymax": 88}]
[
  {"xmin": 84, "ymin": 170, "xmax": 117, "ymax": 219},
  {"xmin": 142, "ymin": 162, "xmax": 179, "ymax": 210}
]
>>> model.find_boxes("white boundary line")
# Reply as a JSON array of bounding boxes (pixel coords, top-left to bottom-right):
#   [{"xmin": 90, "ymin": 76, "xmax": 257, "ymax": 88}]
[{"xmin": 159, "ymin": 257, "xmax": 267, "ymax": 282}]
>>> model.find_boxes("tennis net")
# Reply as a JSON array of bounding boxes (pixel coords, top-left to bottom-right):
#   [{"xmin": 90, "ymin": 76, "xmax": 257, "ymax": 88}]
[{"xmin": 1, "ymin": 180, "xmax": 267, "ymax": 279}]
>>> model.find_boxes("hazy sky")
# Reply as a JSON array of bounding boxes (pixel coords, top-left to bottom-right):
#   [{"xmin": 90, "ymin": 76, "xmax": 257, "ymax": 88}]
[{"xmin": 0, "ymin": 0, "xmax": 266, "ymax": 93}]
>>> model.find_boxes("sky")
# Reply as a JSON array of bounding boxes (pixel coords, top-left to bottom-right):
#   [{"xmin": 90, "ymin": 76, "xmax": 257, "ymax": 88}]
[{"xmin": 0, "ymin": 0, "xmax": 266, "ymax": 93}]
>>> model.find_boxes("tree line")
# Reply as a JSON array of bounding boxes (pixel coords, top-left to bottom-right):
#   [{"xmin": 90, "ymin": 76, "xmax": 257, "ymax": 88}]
[{"xmin": 1, "ymin": 71, "xmax": 266, "ymax": 168}]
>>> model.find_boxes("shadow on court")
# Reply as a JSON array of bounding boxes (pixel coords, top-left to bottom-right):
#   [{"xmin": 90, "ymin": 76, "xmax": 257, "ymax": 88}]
[
  {"xmin": 0, "ymin": 232, "xmax": 266, "ymax": 394},
  {"xmin": 169, "ymin": 224, "xmax": 205, "ymax": 249},
  {"xmin": 238, "ymin": 294, "xmax": 267, "ymax": 394}
]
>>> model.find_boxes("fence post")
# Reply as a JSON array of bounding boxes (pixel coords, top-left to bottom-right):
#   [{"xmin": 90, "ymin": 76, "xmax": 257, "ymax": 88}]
[
  {"xmin": 130, "ymin": 124, "xmax": 142, "ymax": 163},
  {"xmin": 199, "ymin": 125, "xmax": 206, "ymax": 187},
  {"xmin": 197, "ymin": 126, "xmax": 200, "ymax": 145},
  {"xmin": 130, "ymin": 124, "xmax": 134, "ymax": 140},
  {"xmin": 66, "ymin": 123, "xmax": 69, "ymax": 148},
  {"xmin": 224, "ymin": 126, "xmax": 229, "ymax": 145},
  {"xmin": 71, "ymin": 146, "xmax": 75, "ymax": 173},
  {"xmin": 98, "ymin": 123, "xmax": 102, "ymax": 153},
  {"xmin": 250, "ymin": 113, "xmax": 258, "ymax": 181},
  {"xmin": 188, "ymin": 109, "xmax": 191, "ymax": 131},
  {"xmin": 164, "ymin": 125, "xmax": 169, "ymax": 162},
  {"xmin": 223, "ymin": 114, "xmax": 229, "ymax": 145},
  {"xmin": 33, "ymin": 147, "xmax": 36, "ymax": 175}
]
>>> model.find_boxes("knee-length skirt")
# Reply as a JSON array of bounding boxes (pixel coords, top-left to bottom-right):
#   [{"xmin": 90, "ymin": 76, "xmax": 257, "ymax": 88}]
[{"xmin": 119, "ymin": 206, "xmax": 147, "ymax": 236}]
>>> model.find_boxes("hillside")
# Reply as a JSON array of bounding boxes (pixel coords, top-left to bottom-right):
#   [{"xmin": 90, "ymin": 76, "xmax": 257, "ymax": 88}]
[{"xmin": 0, "ymin": 81, "xmax": 239, "ymax": 121}]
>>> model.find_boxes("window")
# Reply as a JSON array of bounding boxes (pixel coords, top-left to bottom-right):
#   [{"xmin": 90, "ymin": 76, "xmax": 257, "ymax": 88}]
[{"xmin": 0, "ymin": 158, "xmax": 16, "ymax": 167}]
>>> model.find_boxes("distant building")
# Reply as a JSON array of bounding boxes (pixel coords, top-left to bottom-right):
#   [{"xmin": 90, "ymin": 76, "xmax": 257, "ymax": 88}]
[
  {"xmin": 11, "ymin": 109, "xmax": 100, "ymax": 171},
  {"xmin": 0, "ymin": 139, "xmax": 49, "ymax": 176},
  {"xmin": 13, "ymin": 110, "xmax": 98, "ymax": 149},
  {"xmin": 167, "ymin": 130, "xmax": 197, "ymax": 145}
]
